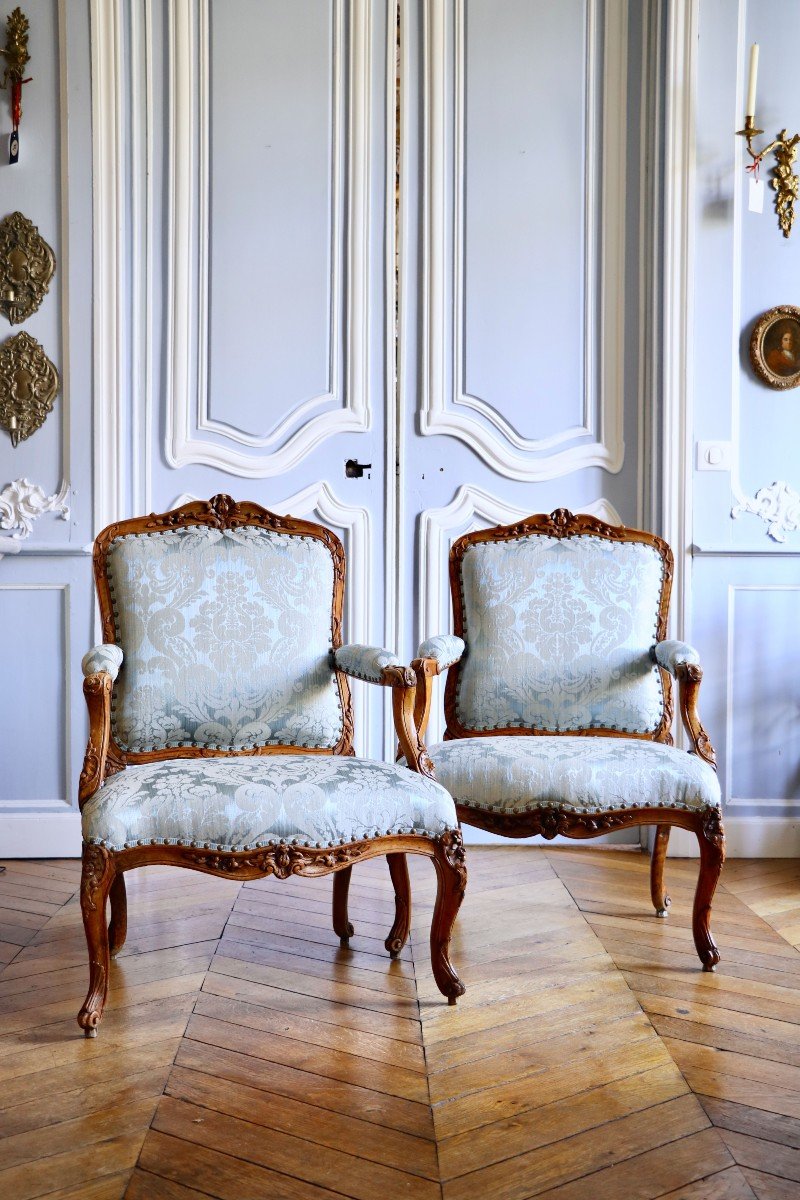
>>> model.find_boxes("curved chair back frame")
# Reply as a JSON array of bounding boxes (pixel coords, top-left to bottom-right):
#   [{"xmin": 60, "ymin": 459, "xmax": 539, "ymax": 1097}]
[{"xmin": 443, "ymin": 508, "xmax": 675, "ymax": 744}]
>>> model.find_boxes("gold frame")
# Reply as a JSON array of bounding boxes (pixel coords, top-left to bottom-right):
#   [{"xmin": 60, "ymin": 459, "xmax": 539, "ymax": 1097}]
[{"xmin": 749, "ymin": 304, "xmax": 800, "ymax": 391}]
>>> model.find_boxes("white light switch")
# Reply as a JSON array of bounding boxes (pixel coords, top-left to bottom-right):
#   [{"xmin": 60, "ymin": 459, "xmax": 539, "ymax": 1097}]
[{"xmin": 696, "ymin": 440, "xmax": 733, "ymax": 471}]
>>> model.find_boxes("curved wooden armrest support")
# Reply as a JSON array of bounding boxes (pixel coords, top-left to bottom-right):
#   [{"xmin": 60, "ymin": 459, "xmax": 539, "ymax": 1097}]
[
  {"xmin": 410, "ymin": 657, "xmax": 441, "ymax": 744},
  {"xmin": 675, "ymin": 661, "xmax": 716, "ymax": 768},
  {"xmin": 381, "ymin": 665, "xmax": 436, "ymax": 780},
  {"xmin": 78, "ymin": 673, "xmax": 115, "ymax": 807}
]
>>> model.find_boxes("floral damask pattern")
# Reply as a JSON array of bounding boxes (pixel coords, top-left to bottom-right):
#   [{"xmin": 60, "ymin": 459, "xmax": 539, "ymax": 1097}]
[
  {"xmin": 81, "ymin": 756, "xmax": 457, "ymax": 852},
  {"xmin": 426, "ymin": 735, "xmax": 721, "ymax": 815},
  {"xmin": 455, "ymin": 536, "xmax": 666, "ymax": 733},
  {"xmin": 106, "ymin": 526, "xmax": 344, "ymax": 752}
]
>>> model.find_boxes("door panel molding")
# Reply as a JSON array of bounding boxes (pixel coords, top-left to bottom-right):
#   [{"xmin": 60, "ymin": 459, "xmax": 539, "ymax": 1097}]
[
  {"xmin": 421, "ymin": 0, "xmax": 627, "ymax": 481},
  {"xmin": 165, "ymin": 0, "xmax": 372, "ymax": 477}
]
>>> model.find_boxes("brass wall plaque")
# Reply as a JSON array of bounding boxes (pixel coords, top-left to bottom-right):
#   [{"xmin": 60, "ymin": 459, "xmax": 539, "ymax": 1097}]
[
  {"xmin": 0, "ymin": 331, "xmax": 59, "ymax": 445},
  {"xmin": 0, "ymin": 212, "xmax": 55, "ymax": 324}
]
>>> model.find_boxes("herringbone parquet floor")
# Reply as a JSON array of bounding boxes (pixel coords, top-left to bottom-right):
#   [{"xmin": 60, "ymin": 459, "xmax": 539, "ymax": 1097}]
[{"xmin": 0, "ymin": 847, "xmax": 799, "ymax": 1199}]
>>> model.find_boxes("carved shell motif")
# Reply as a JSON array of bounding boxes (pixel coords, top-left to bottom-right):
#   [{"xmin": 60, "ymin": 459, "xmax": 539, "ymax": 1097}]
[
  {"xmin": 0, "ymin": 212, "xmax": 56, "ymax": 325},
  {"xmin": 0, "ymin": 331, "xmax": 59, "ymax": 446}
]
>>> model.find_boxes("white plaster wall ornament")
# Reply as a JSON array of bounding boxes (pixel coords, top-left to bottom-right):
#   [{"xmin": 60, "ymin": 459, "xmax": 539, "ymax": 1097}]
[
  {"xmin": 731, "ymin": 481, "xmax": 800, "ymax": 543},
  {"xmin": 0, "ymin": 477, "xmax": 70, "ymax": 539}
]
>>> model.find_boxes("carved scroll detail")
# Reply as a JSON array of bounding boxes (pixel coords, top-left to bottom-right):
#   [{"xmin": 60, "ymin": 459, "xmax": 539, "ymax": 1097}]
[
  {"xmin": 0, "ymin": 212, "xmax": 56, "ymax": 325},
  {"xmin": 0, "ymin": 331, "xmax": 59, "ymax": 445}
]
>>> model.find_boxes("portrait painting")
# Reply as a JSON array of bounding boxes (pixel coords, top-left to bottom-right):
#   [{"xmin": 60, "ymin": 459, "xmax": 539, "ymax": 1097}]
[{"xmin": 750, "ymin": 305, "xmax": 800, "ymax": 389}]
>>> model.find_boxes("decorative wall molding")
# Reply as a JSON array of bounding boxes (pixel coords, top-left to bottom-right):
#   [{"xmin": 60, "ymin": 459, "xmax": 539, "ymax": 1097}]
[
  {"xmin": 165, "ymin": 0, "xmax": 372, "ymax": 478},
  {"xmin": 731, "ymin": 481, "xmax": 800, "ymax": 543},
  {"xmin": 169, "ymin": 483, "xmax": 372, "ymax": 755},
  {"xmin": 0, "ymin": 478, "xmax": 70, "ymax": 539},
  {"xmin": 418, "ymin": 485, "xmax": 621, "ymax": 742},
  {"xmin": 661, "ymin": 0, "xmax": 697, "ymax": 645},
  {"xmin": 90, "ymin": 0, "xmax": 127, "ymax": 528},
  {"xmin": 421, "ymin": 0, "xmax": 627, "ymax": 481},
  {"xmin": 725, "ymin": 584, "xmax": 800, "ymax": 808}
]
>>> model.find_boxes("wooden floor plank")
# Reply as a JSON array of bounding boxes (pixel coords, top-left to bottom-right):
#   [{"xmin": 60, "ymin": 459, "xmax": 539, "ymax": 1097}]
[{"xmin": 1, "ymin": 848, "xmax": 800, "ymax": 1199}]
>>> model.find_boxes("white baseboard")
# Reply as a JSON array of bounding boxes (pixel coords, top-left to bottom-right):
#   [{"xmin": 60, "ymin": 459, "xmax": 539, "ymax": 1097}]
[
  {"xmin": 0, "ymin": 813, "xmax": 82, "ymax": 858},
  {"xmin": 664, "ymin": 816, "xmax": 800, "ymax": 858}
]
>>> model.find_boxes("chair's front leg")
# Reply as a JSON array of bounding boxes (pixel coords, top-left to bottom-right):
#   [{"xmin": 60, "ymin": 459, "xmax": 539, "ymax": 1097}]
[
  {"xmin": 385, "ymin": 853, "xmax": 411, "ymax": 957},
  {"xmin": 332, "ymin": 865, "xmax": 354, "ymax": 945},
  {"xmin": 77, "ymin": 844, "xmax": 116, "ymax": 1036},
  {"xmin": 108, "ymin": 872, "xmax": 127, "ymax": 957},
  {"xmin": 650, "ymin": 825, "xmax": 671, "ymax": 917},
  {"xmin": 693, "ymin": 810, "xmax": 725, "ymax": 971},
  {"xmin": 430, "ymin": 832, "xmax": 467, "ymax": 1004}
]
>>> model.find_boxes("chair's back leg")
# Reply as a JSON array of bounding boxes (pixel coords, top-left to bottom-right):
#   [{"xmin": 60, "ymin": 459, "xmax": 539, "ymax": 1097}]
[
  {"xmin": 650, "ymin": 825, "xmax": 672, "ymax": 917},
  {"xmin": 385, "ymin": 853, "xmax": 411, "ymax": 957},
  {"xmin": 108, "ymin": 872, "xmax": 127, "ymax": 957},
  {"xmin": 693, "ymin": 815, "xmax": 725, "ymax": 970},
  {"xmin": 332, "ymin": 864, "xmax": 354, "ymax": 944},
  {"xmin": 77, "ymin": 844, "xmax": 115, "ymax": 1036},
  {"xmin": 429, "ymin": 836, "xmax": 467, "ymax": 1004}
]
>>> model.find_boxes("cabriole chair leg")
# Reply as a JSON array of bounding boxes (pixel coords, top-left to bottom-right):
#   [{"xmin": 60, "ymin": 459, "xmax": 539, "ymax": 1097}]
[
  {"xmin": 77, "ymin": 844, "xmax": 115, "ymax": 1037},
  {"xmin": 108, "ymin": 872, "xmax": 127, "ymax": 957},
  {"xmin": 430, "ymin": 835, "xmax": 467, "ymax": 1005},
  {"xmin": 693, "ymin": 816, "xmax": 725, "ymax": 971},
  {"xmin": 385, "ymin": 853, "xmax": 411, "ymax": 957},
  {"xmin": 332, "ymin": 864, "xmax": 354, "ymax": 945},
  {"xmin": 650, "ymin": 824, "xmax": 671, "ymax": 917}
]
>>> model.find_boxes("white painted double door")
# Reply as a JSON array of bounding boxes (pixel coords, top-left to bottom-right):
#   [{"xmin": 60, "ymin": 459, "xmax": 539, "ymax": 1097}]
[{"xmin": 1, "ymin": 0, "xmax": 642, "ymax": 853}]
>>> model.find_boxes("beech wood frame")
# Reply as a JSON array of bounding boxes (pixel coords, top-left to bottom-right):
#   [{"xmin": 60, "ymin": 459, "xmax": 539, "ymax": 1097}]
[
  {"xmin": 77, "ymin": 495, "xmax": 465, "ymax": 1036},
  {"xmin": 409, "ymin": 509, "xmax": 725, "ymax": 971}
]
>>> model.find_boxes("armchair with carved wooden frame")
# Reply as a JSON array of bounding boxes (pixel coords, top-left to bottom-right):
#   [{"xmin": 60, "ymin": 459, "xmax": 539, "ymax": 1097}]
[
  {"xmin": 76, "ymin": 495, "xmax": 465, "ymax": 1036},
  {"xmin": 403, "ymin": 510, "xmax": 725, "ymax": 970}
]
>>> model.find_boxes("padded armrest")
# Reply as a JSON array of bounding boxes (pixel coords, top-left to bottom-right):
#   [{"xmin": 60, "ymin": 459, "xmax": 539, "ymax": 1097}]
[
  {"xmin": 334, "ymin": 644, "xmax": 402, "ymax": 684},
  {"xmin": 82, "ymin": 644, "xmax": 124, "ymax": 681},
  {"xmin": 653, "ymin": 640, "xmax": 701, "ymax": 676},
  {"xmin": 415, "ymin": 635, "xmax": 465, "ymax": 672}
]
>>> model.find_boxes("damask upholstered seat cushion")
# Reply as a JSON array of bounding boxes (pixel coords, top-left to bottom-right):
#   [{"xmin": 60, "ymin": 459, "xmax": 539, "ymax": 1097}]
[
  {"xmin": 425, "ymin": 736, "xmax": 721, "ymax": 815},
  {"xmin": 81, "ymin": 756, "xmax": 457, "ymax": 852},
  {"xmin": 454, "ymin": 535, "xmax": 667, "ymax": 734}
]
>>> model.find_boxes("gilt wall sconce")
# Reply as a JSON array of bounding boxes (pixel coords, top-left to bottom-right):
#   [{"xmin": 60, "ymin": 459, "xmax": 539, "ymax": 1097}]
[
  {"xmin": 0, "ymin": 212, "xmax": 55, "ymax": 324},
  {"xmin": 0, "ymin": 7, "xmax": 30, "ymax": 164},
  {"xmin": 0, "ymin": 330, "xmax": 59, "ymax": 445},
  {"xmin": 736, "ymin": 43, "xmax": 800, "ymax": 237}
]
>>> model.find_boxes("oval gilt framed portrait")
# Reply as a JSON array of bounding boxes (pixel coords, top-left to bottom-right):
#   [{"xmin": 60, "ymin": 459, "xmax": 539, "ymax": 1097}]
[{"xmin": 750, "ymin": 305, "xmax": 800, "ymax": 390}]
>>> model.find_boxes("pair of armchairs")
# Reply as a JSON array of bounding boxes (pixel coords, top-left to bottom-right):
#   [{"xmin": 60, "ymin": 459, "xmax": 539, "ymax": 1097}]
[{"xmin": 76, "ymin": 497, "xmax": 723, "ymax": 1036}]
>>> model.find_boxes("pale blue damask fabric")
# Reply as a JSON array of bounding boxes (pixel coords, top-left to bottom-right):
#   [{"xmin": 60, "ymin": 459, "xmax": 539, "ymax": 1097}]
[
  {"xmin": 417, "ymin": 635, "xmax": 465, "ymax": 670},
  {"xmin": 654, "ymin": 640, "xmax": 701, "ymax": 675},
  {"xmin": 81, "ymin": 756, "xmax": 457, "ymax": 851},
  {"xmin": 425, "ymin": 736, "xmax": 721, "ymax": 814},
  {"xmin": 82, "ymin": 644, "xmax": 124, "ymax": 681},
  {"xmin": 455, "ymin": 536, "xmax": 667, "ymax": 734},
  {"xmin": 106, "ymin": 526, "xmax": 344, "ymax": 753},
  {"xmin": 334, "ymin": 644, "xmax": 400, "ymax": 683}
]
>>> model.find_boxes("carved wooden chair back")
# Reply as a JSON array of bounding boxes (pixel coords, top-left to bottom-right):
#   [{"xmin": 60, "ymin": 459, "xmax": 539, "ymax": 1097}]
[
  {"xmin": 91, "ymin": 494, "xmax": 354, "ymax": 769},
  {"xmin": 443, "ymin": 510, "xmax": 674, "ymax": 744}
]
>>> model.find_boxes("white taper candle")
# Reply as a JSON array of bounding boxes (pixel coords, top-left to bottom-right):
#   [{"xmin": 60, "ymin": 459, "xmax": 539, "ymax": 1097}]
[{"xmin": 746, "ymin": 42, "xmax": 759, "ymax": 119}]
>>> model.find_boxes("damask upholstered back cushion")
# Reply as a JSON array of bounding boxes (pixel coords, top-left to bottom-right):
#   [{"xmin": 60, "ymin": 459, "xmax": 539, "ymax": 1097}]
[
  {"xmin": 106, "ymin": 525, "xmax": 344, "ymax": 753},
  {"xmin": 454, "ymin": 535, "xmax": 667, "ymax": 735}
]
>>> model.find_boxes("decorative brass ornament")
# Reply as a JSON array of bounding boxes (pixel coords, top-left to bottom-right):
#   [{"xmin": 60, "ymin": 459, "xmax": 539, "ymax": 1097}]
[
  {"xmin": 0, "ymin": 212, "xmax": 56, "ymax": 324},
  {"xmin": 737, "ymin": 118, "xmax": 800, "ymax": 238},
  {"xmin": 0, "ymin": 330, "xmax": 59, "ymax": 446},
  {"xmin": 0, "ymin": 8, "xmax": 29, "ymax": 93}
]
